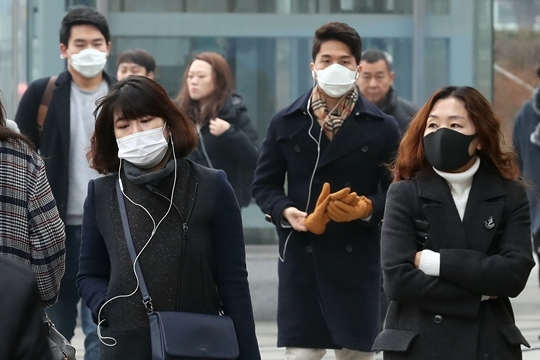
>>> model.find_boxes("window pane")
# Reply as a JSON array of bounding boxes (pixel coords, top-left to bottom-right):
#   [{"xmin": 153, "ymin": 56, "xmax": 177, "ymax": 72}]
[{"xmin": 108, "ymin": 0, "xmax": 414, "ymax": 14}]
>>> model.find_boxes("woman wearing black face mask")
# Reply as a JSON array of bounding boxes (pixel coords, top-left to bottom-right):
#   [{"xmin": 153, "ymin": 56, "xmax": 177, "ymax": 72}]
[
  {"xmin": 76, "ymin": 76, "xmax": 260, "ymax": 360},
  {"xmin": 372, "ymin": 86, "xmax": 534, "ymax": 359}
]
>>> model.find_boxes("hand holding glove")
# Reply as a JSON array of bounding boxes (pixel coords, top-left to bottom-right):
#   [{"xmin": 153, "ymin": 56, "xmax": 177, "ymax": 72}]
[
  {"xmin": 304, "ymin": 182, "xmax": 331, "ymax": 235},
  {"xmin": 327, "ymin": 195, "xmax": 372, "ymax": 222}
]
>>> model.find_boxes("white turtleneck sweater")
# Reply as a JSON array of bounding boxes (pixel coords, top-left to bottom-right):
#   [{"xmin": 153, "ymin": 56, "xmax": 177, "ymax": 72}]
[{"xmin": 418, "ymin": 157, "xmax": 481, "ymax": 277}]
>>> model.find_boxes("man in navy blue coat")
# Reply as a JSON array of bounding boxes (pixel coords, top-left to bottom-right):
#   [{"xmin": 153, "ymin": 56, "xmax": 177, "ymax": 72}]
[{"xmin": 252, "ymin": 22, "xmax": 400, "ymax": 360}]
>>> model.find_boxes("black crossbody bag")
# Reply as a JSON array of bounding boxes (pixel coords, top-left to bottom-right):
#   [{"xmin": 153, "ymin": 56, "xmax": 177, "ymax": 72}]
[{"xmin": 115, "ymin": 181, "xmax": 239, "ymax": 360}]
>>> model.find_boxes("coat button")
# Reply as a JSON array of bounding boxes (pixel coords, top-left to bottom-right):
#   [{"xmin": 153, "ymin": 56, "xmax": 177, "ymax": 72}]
[
  {"xmin": 483, "ymin": 355, "xmax": 489, "ymax": 359},
  {"xmin": 361, "ymin": 145, "xmax": 369, "ymax": 152},
  {"xmin": 346, "ymin": 245, "xmax": 353, "ymax": 253},
  {"xmin": 433, "ymin": 315, "xmax": 443, "ymax": 324},
  {"xmin": 294, "ymin": 145, "xmax": 301, "ymax": 152},
  {"xmin": 305, "ymin": 245, "xmax": 313, "ymax": 253}
]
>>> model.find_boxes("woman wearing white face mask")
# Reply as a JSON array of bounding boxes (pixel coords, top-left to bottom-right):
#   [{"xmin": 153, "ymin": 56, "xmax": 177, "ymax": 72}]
[{"xmin": 76, "ymin": 76, "xmax": 261, "ymax": 360}]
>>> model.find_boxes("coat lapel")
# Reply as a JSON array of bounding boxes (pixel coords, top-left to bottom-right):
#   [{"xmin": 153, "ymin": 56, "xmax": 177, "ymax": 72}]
[
  {"xmin": 462, "ymin": 166, "xmax": 505, "ymax": 252},
  {"xmin": 418, "ymin": 174, "xmax": 470, "ymax": 251},
  {"xmin": 418, "ymin": 165, "xmax": 505, "ymax": 252},
  {"xmin": 317, "ymin": 114, "xmax": 373, "ymax": 168}
]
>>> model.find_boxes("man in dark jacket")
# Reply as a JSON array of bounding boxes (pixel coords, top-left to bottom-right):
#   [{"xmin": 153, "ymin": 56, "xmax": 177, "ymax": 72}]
[
  {"xmin": 252, "ymin": 22, "xmax": 400, "ymax": 360},
  {"xmin": 513, "ymin": 64, "xmax": 540, "ymax": 291},
  {"xmin": 15, "ymin": 6, "xmax": 116, "ymax": 360},
  {"xmin": 357, "ymin": 48, "xmax": 418, "ymax": 134}
]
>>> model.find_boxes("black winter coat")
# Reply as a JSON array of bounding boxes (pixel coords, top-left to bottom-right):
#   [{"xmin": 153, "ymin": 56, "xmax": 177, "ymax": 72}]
[
  {"xmin": 374, "ymin": 164, "xmax": 534, "ymax": 359},
  {"xmin": 0, "ymin": 257, "xmax": 51, "ymax": 360},
  {"xmin": 252, "ymin": 89, "xmax": 400, "ymax": 351},
  {"xmin": 378, "ymin": 87, "xmax": 418, "ymax": 135},
  {"xmin": 187, "ymin": 94, "xmax": 260, "ymax": 207},
  {"xmin": 14, "ymin": 70, "xmax": 116, "ymax": 221}
]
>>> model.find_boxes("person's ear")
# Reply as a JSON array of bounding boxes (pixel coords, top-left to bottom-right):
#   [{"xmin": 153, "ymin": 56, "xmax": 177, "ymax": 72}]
[
  {"xmin": 389, "ymin": 71, "xmax": 395, "ymax": 84},
  {"xmin": 147, "ymin": 71, "xmax": 155, "ymax": 79},
  {"xmin": 355, "ymin": 65, "xmax": 362, "ymax": 79},
  {"xmin": 310, "ymin": 62, "xmax": 316, "ymax": 79},
  {"xmin": 59, "ymin": 44, "xmax": 69, "ymax": 59},
  {"xmin": 106, "ymin": 42, "xmax": 112, "ymax": 56}
]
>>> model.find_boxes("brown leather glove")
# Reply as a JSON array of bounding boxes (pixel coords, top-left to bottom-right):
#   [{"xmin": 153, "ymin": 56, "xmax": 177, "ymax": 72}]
[
  {"xmin": 327, "ymin": 195, "xmax": 373, "ymax": 222},
  {"xmin": 304, "ymin": 182, "xmax": 331, "ymax": 235}
]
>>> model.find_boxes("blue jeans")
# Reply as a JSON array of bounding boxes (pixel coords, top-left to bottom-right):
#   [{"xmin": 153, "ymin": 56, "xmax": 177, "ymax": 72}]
[{"xmin": 46, "ymin": 225, "xmax": 99, "ymax": 360}]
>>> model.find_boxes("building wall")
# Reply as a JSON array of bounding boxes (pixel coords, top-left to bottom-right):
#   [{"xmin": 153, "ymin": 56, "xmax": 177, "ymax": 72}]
[
  {"xmin": 1, "ymin": 0, "xmax": 493, "ymax": 242},
  {"xmin": 1, "ymin": 0, "xmax": 493, "ymax": 123}
]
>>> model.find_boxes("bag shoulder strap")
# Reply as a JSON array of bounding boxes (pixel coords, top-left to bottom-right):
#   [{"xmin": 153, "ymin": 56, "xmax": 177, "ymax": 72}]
[
  {"xmin": 115, "ymin": 180, "xmax": 154, "ymax": 313},
  {"xmin": 37, "ymin": 75, "xmax": 58, "ymax": 138}
]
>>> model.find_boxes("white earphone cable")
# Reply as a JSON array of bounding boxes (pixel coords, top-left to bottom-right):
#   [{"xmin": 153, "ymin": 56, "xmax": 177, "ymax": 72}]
[{"xmin": 97, "ymin": 136, "xmax": 178, "ymax": 346}]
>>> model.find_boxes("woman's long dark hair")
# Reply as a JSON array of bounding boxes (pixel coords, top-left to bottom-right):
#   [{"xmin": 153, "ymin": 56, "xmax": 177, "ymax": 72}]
[{"xmin": 175, "ymin": 52, "xmax": 234, "ymax": 126}]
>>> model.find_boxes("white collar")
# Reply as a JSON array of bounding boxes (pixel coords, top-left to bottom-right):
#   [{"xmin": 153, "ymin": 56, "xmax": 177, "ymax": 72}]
[{"xmin": 433, "ymin": 157, "xmax": 481, "ymax": 197}]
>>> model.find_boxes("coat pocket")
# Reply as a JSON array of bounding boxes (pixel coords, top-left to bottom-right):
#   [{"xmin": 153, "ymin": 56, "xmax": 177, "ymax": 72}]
[
  {"xmin": 497, "ymin": 323, "xmax": 530, "ymax": 348},
  {"xmin": 371, "ymin": 329, "xmax": 418, "ymax": 352}
]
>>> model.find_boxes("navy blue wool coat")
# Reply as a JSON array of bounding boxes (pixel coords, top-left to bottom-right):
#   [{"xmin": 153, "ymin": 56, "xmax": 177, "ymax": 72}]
[{"xmin": 252, "ymin": 89, "xmax": 400, "ymax": 351}]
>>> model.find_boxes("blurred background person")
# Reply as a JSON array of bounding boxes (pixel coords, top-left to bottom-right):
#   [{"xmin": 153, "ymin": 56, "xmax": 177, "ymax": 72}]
[
  {"xmin": 374, "ymin": 86, "xmax": 533, "ymax": 359},
  {"xmin": 357, "ymin": 49, "xmax": 418, "ymax": 134},
  {"xmin": 77, "ymin": 76, "xmax": 260, "ymax": 360},
  {"xmin": 116, "ymin": 48, "xmax": 156, "ymax": 81},
  {"xmin": 1, "ymin": 91, "xmax": 65, "ymax": 308},
  {"xmin": 513, "ymin": 59, "xmax": 540, "ymax": 292},
  {"xmin": 175, "ymin": 52, "xmax": 260, "ymax": 208},
  {"xmin": 0, "ymin": 257, "xmax": 52, "ymax": 360}
]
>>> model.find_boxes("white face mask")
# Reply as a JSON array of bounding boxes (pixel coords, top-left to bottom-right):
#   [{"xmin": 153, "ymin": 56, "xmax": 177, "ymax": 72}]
[
  {"xmin": 315, "ymin": 63, "xmax": 358, "ymax": 98},
  {"xmin": 117, "ymin": 125, "xmax": 169, "ymax": 169},
  {"xmin": 69, "ymin": 48, "xmax": 107, "ymax": 78}
]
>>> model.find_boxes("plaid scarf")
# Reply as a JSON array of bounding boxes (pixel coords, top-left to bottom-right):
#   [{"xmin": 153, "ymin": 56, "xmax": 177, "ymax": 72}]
[{"xmin": 311, "ymin": 86, "xmax": 358, "ymax": 140}]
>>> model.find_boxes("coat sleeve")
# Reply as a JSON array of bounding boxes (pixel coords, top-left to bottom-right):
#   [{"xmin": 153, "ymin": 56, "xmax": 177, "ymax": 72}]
[
  {"xmin": 438, "ymin": 182, "xmax": 535, "ymax": 298},
  {"xmin": 382, "ymin": 181, "xmax": 482, "ymax": 319},
  {"xmin": 212, "ymin": 171, "xmax": 261, "ymax": 360},
  {"xmin": 219, "ymin": 104, "xmax": 261, "ymax": 164},
  {"xmin": 15, "ymin": 78, "xmax": 47, "ymax": 149},
  {"xmin": 27, "ymin": 154, "xmax": 66, "ymax": 308},
  {"xmin": 76, "ymin": 180, "xmax": 111, "ymax": 323},
  {"xmin": 251, "ymin": 115, "xmax": 296, "ymax": 224}
]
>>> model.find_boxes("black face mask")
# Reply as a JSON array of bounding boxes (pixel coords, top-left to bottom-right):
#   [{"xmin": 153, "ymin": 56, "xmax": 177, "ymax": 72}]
[{"xmin": 423, "ymin": 128, "xmax": 477, "ymax": 172}]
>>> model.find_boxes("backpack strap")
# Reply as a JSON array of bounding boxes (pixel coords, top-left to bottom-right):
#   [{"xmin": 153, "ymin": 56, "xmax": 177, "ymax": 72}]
[{"xmin": 37, "ymin": 76, "xmax": 57, "ymax": 138}]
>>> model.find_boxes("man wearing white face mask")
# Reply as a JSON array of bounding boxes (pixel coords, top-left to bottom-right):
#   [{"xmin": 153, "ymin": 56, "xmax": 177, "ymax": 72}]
[
  {"xmin": 252, "ymin": 22, "xmax": 400, "ymax": 360},
  {"xmin": 15, "ymin": 6, "xmax": 116, "ymax": 360}
]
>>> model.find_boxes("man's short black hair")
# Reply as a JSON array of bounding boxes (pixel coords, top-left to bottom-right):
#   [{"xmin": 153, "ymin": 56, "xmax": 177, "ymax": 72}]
[
  {"xmin": 59, "ymin": 6, "xmax": 110, "ymax": 46},
  {"xmin": 117, "ymin": 49, "xmax": 156, "ymax": 74},
  {"xmin": 312, "ymin": 22, "xmax": 362, "ymax": 64},
  {"xmin": 361, "ymin": 49, "xmax": 393, "ymax": 72}
]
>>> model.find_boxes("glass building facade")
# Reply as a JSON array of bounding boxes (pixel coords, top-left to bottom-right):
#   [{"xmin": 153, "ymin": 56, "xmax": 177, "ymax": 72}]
[{"xmin": 1, "ymin": 0, "xmax": 494, "ymax": 242}]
